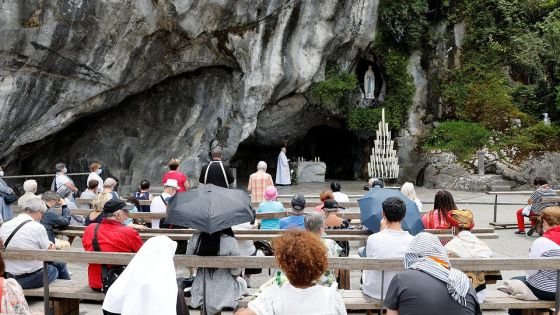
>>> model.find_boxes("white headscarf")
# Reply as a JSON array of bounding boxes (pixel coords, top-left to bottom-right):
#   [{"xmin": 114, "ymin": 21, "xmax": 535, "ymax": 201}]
[
  {"xmin": 404, "ymin": 232, "xmax": 471, "ymax": 307},
  {"xmin": 102, "ymin": 236, "xmax": 178, "ymax": 315}
]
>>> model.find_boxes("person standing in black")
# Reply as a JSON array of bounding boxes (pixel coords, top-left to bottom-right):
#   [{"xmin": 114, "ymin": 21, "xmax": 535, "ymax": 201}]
[{"xmin": 199, "ymin": 149, "xmax": 235, "ymax": 188}]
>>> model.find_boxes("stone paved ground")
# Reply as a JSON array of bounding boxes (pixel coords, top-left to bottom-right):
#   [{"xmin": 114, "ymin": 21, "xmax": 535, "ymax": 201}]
[{"xmin": 29, "ymin": 181, "xmax": 536, "ymax": 314}]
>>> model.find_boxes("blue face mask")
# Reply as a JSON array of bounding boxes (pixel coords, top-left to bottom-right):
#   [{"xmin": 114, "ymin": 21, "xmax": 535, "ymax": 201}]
[{"xmin": 96, "ymin": 168, "xmax": 102, "ymax": 175}]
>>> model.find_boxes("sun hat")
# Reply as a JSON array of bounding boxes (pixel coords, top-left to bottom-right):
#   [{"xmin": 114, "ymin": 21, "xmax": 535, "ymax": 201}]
[
  {"xmin": 163, "ymin": 179, "xmax": 180, "ymax": 190},
  {"xmin": 447, "ymin": 209, "xmax": 475, "ymax": 230},
  {"xmin": 264, "ymin": 186, "xmax": 278, "ymax": 201}
]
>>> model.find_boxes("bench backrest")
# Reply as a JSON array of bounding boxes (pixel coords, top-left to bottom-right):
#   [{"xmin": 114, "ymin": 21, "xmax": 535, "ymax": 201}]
[{"xmin": 3, "ymin": 249, "xmax": 559, "ymax": 271}]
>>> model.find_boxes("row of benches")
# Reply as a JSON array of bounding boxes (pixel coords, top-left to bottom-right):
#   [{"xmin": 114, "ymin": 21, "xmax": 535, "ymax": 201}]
[
  {"xmin": 53, "ymin": 226, "xmax": 499, "ymax": 242},
  {"xmin": 4, "ymin": 249, "xmax": 559, "ymax": 315}
]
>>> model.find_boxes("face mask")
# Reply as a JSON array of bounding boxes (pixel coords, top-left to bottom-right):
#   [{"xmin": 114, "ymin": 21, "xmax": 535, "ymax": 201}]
[
  {"xmin": 96, "ymin": 168, "xmax": 102, "ymax": 175},
  {"xmin": 0, "ymin": 171, "xmax": 4, "ymax": 177},
  {"xmin": 62, "ymin": 167, "xmax": 68, "ymax": 174}
]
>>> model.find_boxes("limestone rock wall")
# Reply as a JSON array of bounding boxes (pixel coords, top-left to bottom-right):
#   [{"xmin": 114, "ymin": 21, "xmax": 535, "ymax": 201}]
[{"xmin": 0, "ymin": 0, "xmax": 379, "ymax": 188}]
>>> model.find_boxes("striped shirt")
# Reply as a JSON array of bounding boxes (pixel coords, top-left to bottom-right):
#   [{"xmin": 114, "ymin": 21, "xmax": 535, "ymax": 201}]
[
  {"xmin": 527, "ymin": 247, "xmax": 560, "ymax": 292},
  {"xmin": 248, "ymin": 170, "xmax": 274, "ymax": 203},
  {"xmin": 529, "ymin": 186, "xmax": 557, "ymax": 214}
]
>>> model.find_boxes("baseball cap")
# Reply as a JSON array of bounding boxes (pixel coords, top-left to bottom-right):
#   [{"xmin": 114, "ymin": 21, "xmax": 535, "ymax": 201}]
[
  {"xmin": 322, "ymin": 199, "xmax": 339, "ymax": 210},
  {"xmin": 103, "ymin": 200, "xmax": 128, "ymax": 213},
  {"xmin": 163, "ymin": 179, "xmax": 180, "ymax": 189},
  {"xmin": 291, "ymin": 194, "xmax": 306, "ymax": 210}
]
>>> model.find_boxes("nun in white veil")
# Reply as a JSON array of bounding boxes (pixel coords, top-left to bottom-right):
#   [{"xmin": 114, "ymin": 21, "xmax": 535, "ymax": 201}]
[{"xmin": 102, "ymin": 235, "xmax": 182, "ymax": 315}]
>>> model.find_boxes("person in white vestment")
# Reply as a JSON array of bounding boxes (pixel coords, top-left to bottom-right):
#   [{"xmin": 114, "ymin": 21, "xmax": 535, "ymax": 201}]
[{"xmin": 275, "ymin": 147, "xmax": 291, "ymax": 186}]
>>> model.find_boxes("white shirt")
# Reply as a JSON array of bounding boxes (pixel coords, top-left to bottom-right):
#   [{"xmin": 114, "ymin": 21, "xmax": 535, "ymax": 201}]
[
  {"xmin": 332, "ymin": 192, "xmax": 349, "ymax": 203},
  {"xmin": 87, "ymin": 172, "xmax": 104, "ymax": 193},
  {"xmin": 527, "ymin": 237, "xmax": 560, "ymax": 276},
  {"xmin": 150, "ymin": 193, "xmax": 171, "ymax": 228},
  {"xmin": 362, "ymin": 228, "xmax": 413, "ymax": 299},
  {"xmin": 248, "ymin": 282, "xmax": 346, "ymax": 315},
  {"xmin": 0, "ymin": 214, "xmax": 51, "ymax": 275},
  {"xmin": 55, "ymin": 174, "xmax": 71, "ymax": 189},
  {"xmin": 413, "ymin": 198, "xmax": 422, "ymax": 212},
  {"xmin": 233, "ymin": 222, "xmax": 256, "ymax": 256}
]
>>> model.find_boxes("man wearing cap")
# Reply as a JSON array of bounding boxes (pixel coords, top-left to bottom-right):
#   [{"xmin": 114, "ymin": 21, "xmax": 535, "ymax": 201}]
[
  {"xmin": 279, "ymin": 195, "xmax": 306, "ymax": 230},
  {"xmin": 150, "ymin": 179, "xmax": 179, "ymax": 228},
  {"xmin": 0, "ymin": 199, "xmax": 70, "ymax": 289},
  {"xmin": 82, "ymin": 199, "xmax": 143, "ymax": 291}
]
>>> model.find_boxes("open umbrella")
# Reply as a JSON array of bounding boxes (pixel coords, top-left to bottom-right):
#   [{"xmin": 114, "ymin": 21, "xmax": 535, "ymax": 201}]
[
  {"xmin": 358, "ymin": 187, "xmax": 424, "ymax": 235},
  {"xmin": 164, "ymin": 184, "xmax": 255, "ymax": 234}
]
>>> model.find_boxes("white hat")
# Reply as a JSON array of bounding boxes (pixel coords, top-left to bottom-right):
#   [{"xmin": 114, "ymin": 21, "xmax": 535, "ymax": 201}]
[{"xmin": 163, "ymin": 179, "xmax": 180, "ymax": 189}]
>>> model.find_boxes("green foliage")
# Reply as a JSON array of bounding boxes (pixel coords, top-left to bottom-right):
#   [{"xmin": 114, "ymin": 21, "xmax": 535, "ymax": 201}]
[
  {"xmin": 500, "ymin": 122, "xmax": 560, "ymax": 153},
  {"xmin": 347, "ymin": 50, "xmax": 415, "ymax": 132},
  {"xmin": 383, "ymin": 51, "xmax": 416, "ymax": 128},
  {"xmin": 422, "ymin": 121, "xmax": 491, "ymax": 160},
  {"xmin": 347, "ymin": 109, "xmax": 381, "ymax": 133},
  {"xmin": 311, "ymin": 64, "xmax": 358, "ymax": 114},
  {"xmin": 378, "ymin": 0, "xmax": 429, "ymax": 51}
]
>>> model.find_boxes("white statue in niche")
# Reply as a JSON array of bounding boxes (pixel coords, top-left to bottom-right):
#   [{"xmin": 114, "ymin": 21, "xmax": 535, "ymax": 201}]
[{"xmin": 364, "ymin": 65, "xmax": 375, "ymax": 99}]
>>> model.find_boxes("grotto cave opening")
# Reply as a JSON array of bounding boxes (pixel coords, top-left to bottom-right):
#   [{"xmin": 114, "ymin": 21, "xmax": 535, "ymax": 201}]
[{"xmin": 231, "ymin": 124, "xmax": 362, "ymax": 183}]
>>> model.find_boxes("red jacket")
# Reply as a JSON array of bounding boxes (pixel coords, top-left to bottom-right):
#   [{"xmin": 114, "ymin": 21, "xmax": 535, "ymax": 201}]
[{"xmin": 82, "ymin": 219, "xmax": 143, "ymax": 289}]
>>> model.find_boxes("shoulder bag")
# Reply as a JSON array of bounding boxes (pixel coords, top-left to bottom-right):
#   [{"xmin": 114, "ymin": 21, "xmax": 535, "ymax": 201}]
[{"xmin": 92, "ymin": 223, "xmax": 125, "ymax": 292}]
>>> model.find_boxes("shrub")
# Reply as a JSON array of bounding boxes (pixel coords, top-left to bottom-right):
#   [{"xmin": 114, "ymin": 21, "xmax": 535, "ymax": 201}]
[
  {"xmin": 311, "ymin": 64, "xmax": 358, "ymax": 115},
  {"xmin": 378, "ymin": 0, "xmax": 429, "ymax": 51},
  {"xmin": 500, "ymin": 122, "xmax": 560, "ymax": 153},
  {"xmin": 422, "ymin": 121, "xmax": 491, "ymax": 160}
]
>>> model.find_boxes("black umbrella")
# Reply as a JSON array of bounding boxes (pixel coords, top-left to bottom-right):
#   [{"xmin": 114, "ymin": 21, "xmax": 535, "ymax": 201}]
[{"xmin": 164, "ymin": 184, "xmax": 255, "ymax": 234}]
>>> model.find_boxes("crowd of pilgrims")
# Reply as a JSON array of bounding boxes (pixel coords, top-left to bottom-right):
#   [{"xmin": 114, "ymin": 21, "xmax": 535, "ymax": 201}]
[{"xmin": 0, "ymin": 152, "xmax": 557, "ymax": 315}]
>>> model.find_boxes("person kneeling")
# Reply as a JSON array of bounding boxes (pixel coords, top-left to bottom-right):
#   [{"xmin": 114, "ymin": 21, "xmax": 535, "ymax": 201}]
[{"xmin": 236, "ymin": 230, "xmax": 346, "ymax": 315}]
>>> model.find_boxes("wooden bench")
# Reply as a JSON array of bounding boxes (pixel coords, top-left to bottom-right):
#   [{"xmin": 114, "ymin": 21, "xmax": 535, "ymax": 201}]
[
  {"xmin": 4, "ymin": 249, "xmax": 560, "ymax": 311},
  {"xmin": 53, "ymin": 226, "xmax": 499, "ymax": 242},
  {"xmin": 4, "ymin": 249, "xmax": 560, "ymax": 314}
]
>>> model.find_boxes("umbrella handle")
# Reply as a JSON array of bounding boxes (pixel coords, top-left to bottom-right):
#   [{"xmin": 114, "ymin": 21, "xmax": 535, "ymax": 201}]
[{"xmin": 202, "ymin": 268, "xmax": 207, "ymax": 315}]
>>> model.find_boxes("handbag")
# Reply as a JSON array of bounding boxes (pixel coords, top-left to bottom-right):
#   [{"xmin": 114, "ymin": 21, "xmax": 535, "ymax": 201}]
[
  {"xmin": 1, "ymin": 193, "xmax": 17, "ymax": 205},
  {"xmin": 92, "ymin": 223, "xmax": 125, "ymax": 292}
]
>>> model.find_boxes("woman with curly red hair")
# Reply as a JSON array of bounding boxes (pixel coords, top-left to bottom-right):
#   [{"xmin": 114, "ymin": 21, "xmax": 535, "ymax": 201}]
[{"xmin": 235, "ymin": 230, "xmax": 346, "ymax": 315}]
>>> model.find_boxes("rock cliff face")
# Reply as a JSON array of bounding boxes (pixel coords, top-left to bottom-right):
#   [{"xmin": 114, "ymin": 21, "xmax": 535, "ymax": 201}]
[{"xmin": 0, "ymin": 0, "xmax": 379, "ymax": 188}]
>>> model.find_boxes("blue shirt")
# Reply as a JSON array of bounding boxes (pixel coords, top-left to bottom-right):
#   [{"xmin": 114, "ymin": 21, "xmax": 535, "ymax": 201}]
[
  {"xmin": 257, "ymin": 201, "xmax": 284, "ymax": 230},
  {"xmin": 279, "ymin": 215, "xmax": 305, "ymax": 230}
]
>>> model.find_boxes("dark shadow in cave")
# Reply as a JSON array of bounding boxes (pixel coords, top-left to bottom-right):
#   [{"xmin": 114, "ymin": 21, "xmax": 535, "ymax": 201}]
[{"xmin": 231, "ymin": 125, "xmax": 361, "ymax": 183}]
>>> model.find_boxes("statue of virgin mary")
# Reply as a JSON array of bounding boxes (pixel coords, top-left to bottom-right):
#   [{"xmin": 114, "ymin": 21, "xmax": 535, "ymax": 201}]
[{"xmin": 364, "ymin": 65, "xmax": 375, "ymax": 99}]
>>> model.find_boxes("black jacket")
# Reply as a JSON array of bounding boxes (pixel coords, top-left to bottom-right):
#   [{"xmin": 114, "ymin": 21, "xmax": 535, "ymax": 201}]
[
  {"xmin": 41, "ymin": 205, "xmax": 71, "ymax": 243},
  {"xmin": 199, "ymin": 161, "xmax": 234, "ymax": 188}
]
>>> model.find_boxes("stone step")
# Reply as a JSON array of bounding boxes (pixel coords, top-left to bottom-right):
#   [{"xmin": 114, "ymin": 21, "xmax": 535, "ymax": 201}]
[
  {"xmin": 485, "ymin": 174, "xmax": 505, "ymax": 180},
  {"xmin": 491, "ymin": 180, "xmax": 515, "ymax": 187},
  {"xmin": 490, "ymin": 185, "xmax": 512, "ymax": 192}
]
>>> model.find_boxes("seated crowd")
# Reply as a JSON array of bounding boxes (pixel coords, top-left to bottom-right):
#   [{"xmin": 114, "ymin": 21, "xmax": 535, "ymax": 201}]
[{"xmin": 0, "ymin": 158, "xmax": 558, "ymax": 315}]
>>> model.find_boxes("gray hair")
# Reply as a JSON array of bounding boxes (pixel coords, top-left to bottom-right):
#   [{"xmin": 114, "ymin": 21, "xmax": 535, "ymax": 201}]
[
  {"xmin": 304, "ymin": 212, "xmax": 325, "ymax": 233},
  {"xmin": 25, "ymin": 199, "xmax": 47, "ymax": 214},
  {"xmin": 257, "ymin": 161, "xmax": 267, "ymax": 171},
  {"xmin": 41, "ymin": 190, "xmax": 59, "ymax": 202},
  {"xmin": 55, "ymin": 163, "xmax": 66, "ymax": 172},
  {"xmin": 104, "ymin": 178, "xmax": 117, "ymax": 189},
  {"xmin": 368, "ymin": 178, "xmax": 377, "ymax": 188},
  {"xmin": 212, "ymin": 148, "xmax": 223, "ymax": 159},
  {"xmin": 23, "ymin": 179, "xmax": 38, "ymax": 193}
]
